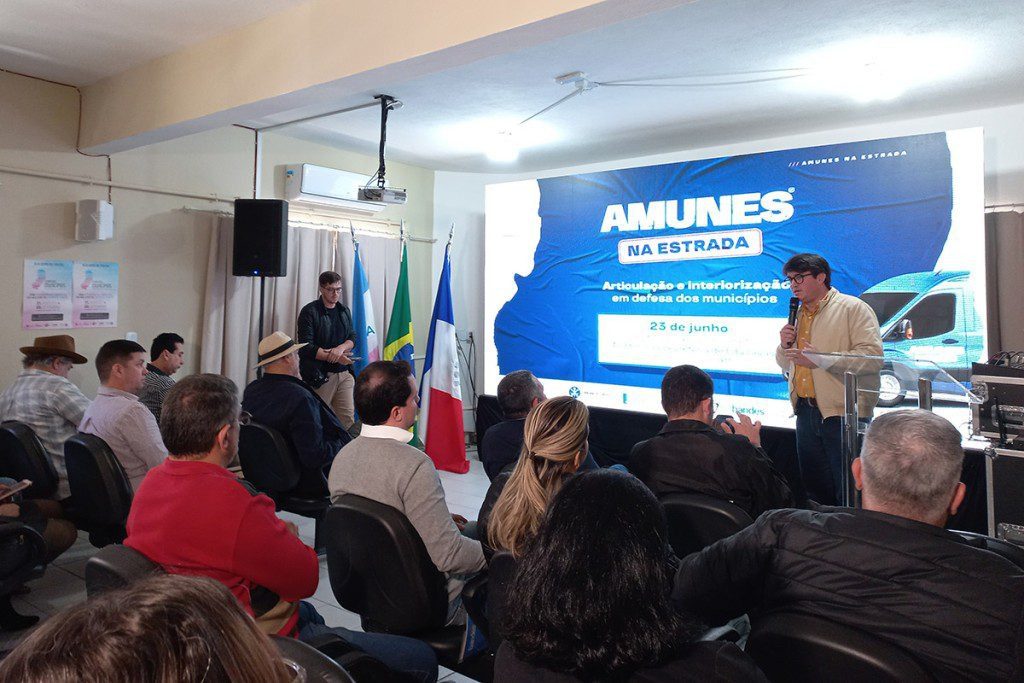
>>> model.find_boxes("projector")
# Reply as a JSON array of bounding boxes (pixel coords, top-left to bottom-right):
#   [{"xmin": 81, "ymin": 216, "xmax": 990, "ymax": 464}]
[{"xmin": 359, "ymin": 186, "xmax": 407, "ymax": 204}]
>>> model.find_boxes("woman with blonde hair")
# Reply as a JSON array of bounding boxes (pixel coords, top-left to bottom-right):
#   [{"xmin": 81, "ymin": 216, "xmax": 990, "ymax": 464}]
[{"xmin": 481, "ymin": 396, "xmax": 589, "ymax": 557}]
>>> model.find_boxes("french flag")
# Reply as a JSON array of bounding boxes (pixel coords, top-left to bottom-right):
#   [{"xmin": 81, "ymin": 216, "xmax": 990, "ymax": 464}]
[{"xmin": 419, "ymin": 244, "xmax": 468, "ymax": 474}]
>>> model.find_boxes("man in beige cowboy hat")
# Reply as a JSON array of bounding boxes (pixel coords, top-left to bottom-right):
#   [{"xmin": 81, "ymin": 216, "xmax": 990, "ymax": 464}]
[
  {"xmin": 241, "ymin": 331, "xmax": 351, "ymax": 498},
  {"xmin": 0, "ymin": 335, "xmax": 91, "ymax": 503}
]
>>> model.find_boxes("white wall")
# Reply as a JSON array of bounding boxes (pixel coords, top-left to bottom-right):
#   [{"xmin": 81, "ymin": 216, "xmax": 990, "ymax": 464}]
[
  {"xmin": 434, "ymin": 101, "xmax": 1024, "ymax": 421},
  {"xmin": 0, "ymin": 71, "xmax": 436, "ymax": 397}
]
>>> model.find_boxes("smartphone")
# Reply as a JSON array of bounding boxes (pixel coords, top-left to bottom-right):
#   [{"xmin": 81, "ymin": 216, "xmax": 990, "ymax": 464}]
[
  {"xmin": 0, "ymin": 479, "xmax": 32, "ymax": 502},
  {"xmin": 713, "ymin": 415, "xmax": 736, "ymax": 434}
]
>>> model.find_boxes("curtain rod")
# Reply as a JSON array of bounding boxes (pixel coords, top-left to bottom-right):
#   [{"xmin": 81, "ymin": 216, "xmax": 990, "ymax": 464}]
[
  {"xmin": 181, "ymin": 207, "xmax": 437, "ymax": 244},
  {"xmin": 0, "ymin": 164, "xmax": 233, "ymax": 203}
]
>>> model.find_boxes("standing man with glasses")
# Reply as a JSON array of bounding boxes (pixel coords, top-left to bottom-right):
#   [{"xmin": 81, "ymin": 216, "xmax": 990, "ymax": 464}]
[
  {"xmin": 775, "ymin": 253, "xmax": 882, "ymax": 506},
  {"xmin": 296, "ymin": 271, "xmax": 357, "ymax": 431}
]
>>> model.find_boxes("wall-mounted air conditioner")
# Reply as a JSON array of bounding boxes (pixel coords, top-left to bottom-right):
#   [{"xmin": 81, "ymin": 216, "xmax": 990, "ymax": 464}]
[{"xmin": 284, "ymin": 164, "xmax": 386, "ymax": 214}]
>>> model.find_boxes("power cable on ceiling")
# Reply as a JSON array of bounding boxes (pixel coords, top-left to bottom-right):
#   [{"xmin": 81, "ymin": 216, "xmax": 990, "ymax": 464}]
[{"xmin": 0, "ymin": 67, "xmax": 114, "ymax": 202}]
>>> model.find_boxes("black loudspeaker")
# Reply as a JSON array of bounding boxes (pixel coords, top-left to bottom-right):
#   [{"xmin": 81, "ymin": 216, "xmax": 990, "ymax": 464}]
[{"xmin": 232, "ymin": 199, "xmax": 288, "ymax": 277}]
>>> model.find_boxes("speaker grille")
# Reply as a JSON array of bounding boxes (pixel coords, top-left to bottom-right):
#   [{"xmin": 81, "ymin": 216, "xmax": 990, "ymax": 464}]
[{"xmin": 232, "ymin": 199, "xmax": 288, "ymax": 277}]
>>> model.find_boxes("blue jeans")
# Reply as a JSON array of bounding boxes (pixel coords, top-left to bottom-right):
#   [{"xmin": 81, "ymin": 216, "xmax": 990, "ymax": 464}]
[
  {"xmin": 794, "ymin": 399, "xmax": 845, "ymax": 506},
  {"xmin": 297, "ymin": 601, "xmax": 438, "ymax": 683}
]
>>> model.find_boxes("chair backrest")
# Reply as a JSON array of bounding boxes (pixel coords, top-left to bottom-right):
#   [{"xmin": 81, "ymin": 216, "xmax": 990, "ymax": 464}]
[
  {"xmin": 272, "ymin": 636, "xmax": 357, "ymax": 683},
  {"xmin": 325, "ymin": 495, "xmax": 449, "ymax": 634},
  {"xmin": 238, "ymin": 422, "xmax": 301, "ymax": 496},
  {"xmin": 747, "ymin": 611, "xmax": 934, "ymax": 682},
  {"xmin": 0, "ymin": 420, "xmax": 59, "ymax": 498},
  {"xmin": 660, "ymin": 492, "xmax": 753, "ymax": 557},
  {"xmin": 0, "ymin": 521, "xmax": 47, "ymax": 595},
  {"xmin": 953, "ymin": 529, "xmax": 1024, "ymax": 570},
  {"xmin": 484, "ymin": 551, "xmax": 518, "ymax": 648},
  {"xmin": 64, "ymin": 433, "xmax": 133, "ymax": 530},
  {"xmin": 84, "ymin": 543, "xmax": 163, "ymax": 597}
]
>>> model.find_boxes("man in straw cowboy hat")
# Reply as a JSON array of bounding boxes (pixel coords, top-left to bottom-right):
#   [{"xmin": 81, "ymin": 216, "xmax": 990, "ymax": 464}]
[
  {"xmin": 0, "ymin": 335, "xmax": 91, "ymax": 503},
  {"xmin": 241, "ymin": 331, "xmax": 351, "ymax": 498}
]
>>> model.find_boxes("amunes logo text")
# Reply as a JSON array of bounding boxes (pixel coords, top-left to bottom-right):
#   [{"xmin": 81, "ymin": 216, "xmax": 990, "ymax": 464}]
[{"xmin": 600, "ymin": 190, "xmax": 795, "ymax": 233}]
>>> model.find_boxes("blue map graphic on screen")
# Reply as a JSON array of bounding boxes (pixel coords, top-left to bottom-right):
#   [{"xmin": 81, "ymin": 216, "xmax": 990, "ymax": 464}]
[{"xmin": 494, "ymin": 132, "xmax": 954, "ymax": 399}]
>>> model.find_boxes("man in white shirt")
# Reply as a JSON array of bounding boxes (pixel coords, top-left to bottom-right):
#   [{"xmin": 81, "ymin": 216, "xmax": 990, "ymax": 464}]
[
  {"xmin": 328, "ymin": 360, "xmax": 484, "ymax": 619},
  {"xmin": 79, "ymin": 340, "xmax": 167, "ymax": 491}
]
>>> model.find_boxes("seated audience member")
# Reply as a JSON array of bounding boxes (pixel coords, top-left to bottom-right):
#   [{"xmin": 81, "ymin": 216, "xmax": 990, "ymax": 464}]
[
  {"xmin": 79, "ymin": 339, "xmax": 167, "ymax": 491},
  {"xmin": 243, "ymin": 331, "xmax": 351, "ymax": 496},
  {"xmin": 481, "ymin": 370, "xmax": 598, "ymax": 481},
  {"xmin": 0, "ymin": 334, "xmax": 91, "ymax": 503},
  {"xmin": 479, "ymin": 396, "xmax": 588, "ymax": 557},
  {"xmin": 0, "ymin": 573, "xmax": 298, "ymax": 682},
  {"xmin": 328, "ymin": 360, "xmax": 485, "ymax": 616},
  {"xmin": 673, "ymin": 409, "xmax": 1024, "ymax": 681},
  {"xmin": 0, "ymin": 477, "xmax": 77, "ymax": 630},
  {"xmin": 138, "ymin": 331, "xmax": 185, "ymax": 422},
  {"xmin": 629, "ymin": 364, "xmax": 792, "ymax": 517},
  {"xmin": 496, "ymin": 469, "xmax": 765, "ymax": 682},
  {"xmin": 126, "ymin": 374, "xmax": 438, "ymax": 683}
]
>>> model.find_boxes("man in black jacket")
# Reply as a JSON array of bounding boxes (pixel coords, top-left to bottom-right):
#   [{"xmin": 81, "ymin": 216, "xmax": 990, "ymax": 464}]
[
  {"xmin": 628, "ymin": 365, "xmax": 792, "ymax": 517},
  {"xmin": 480, "ymin": 370, "xmax": 598, "ymax": 481},
  {"xmin": 242, "ymin": 331, "xmax": 351, "ymax": 496},
  {"xmin": 673, "ymin": 409, "xmax": 1024, "ymax": 681},
  {"xmin": 296, "ymin": 271, "xmax": 357, "ymax": 430}
]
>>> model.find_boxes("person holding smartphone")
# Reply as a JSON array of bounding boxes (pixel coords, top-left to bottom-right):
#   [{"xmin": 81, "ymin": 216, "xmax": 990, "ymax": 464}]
[
  {"xmin": 296, "ymin": 271, "xmax": 358, "ymax": 430},
  {"xmin": 0, "ymin": 477, "xmax": 77, "ymax": 630}
]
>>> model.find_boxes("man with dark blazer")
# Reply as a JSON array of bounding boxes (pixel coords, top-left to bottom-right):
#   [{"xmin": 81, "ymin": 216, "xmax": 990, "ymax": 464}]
[
  {"xmin": 243, "ymin": 331, "xmax": 350, "ymax": 496},
  {"xmin": 480, "ymin": 370, "xmax": 598, "ymax": 481},
  {"xmin": 673, "ymin": 410, "xmax": 1024, "ymax": 681},
  {"xmin": 628, "ymin": 364, "xmax": 792, "ymax": 517}
]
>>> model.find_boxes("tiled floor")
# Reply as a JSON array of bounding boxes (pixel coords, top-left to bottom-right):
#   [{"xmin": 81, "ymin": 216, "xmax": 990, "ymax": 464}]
[{"xmin": 1, "ymin": 450, "xmax": 493, "ymax": 683}]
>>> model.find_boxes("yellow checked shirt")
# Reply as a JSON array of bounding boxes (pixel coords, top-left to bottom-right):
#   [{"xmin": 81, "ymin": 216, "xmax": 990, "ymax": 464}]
[{"xmin": 793, "ymin": 290, "xmax": 835, "ymax": 398}]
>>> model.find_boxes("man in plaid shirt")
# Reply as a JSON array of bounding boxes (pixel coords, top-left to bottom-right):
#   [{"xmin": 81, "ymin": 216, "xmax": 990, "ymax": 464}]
[{"xmin": 0, "ymin": 335, "xmax": 91, "ymax": 502}]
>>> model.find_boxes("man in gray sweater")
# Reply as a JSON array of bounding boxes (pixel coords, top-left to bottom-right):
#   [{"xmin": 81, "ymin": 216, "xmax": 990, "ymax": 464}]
[{"xmin": 328, "ymin": 360, "xmax": 485, "ymax": 617}]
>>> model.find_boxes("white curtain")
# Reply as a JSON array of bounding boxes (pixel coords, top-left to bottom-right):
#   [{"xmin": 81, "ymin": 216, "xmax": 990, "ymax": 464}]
[{"xmin": 201, "ymin": 217, "xmax": 401, "ymax": 389}]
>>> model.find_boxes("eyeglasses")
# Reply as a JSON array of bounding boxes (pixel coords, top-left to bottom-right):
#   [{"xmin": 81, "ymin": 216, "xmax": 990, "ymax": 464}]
[
  {"xmin": 785, "ymin": 272, "xmax": 815, "ymax": 285},
  {"xmin": 321, "ymin": 285, "xmax": 343, "ymax": 293},
  {"xmin": 238, "ymin": 411, "xmax": 252, "ymax": 426}
]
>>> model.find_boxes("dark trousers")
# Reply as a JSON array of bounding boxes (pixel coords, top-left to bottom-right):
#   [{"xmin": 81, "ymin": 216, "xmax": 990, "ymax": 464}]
[
  {"xmin": 794, "ymin": 399, "xmax": 845, "ymax": 506},
  {"xmin": 297, "ymin": 601, "xmax": 438, "ymax": 683}
]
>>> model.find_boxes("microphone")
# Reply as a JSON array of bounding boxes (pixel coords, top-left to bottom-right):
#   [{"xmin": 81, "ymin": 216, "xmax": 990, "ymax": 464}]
[{"xmin": 786, "ymin": 297, "xmax": 800, "ymax": 348}]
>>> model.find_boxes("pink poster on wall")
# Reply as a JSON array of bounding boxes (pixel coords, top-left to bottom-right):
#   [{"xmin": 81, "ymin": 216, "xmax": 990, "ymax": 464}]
[
  {"xmin": 73, "ymin": 261, "xmax": 118, "ymax": 328},
  {"xmin": 22, "ymin": 259, "xmax": 73, "ymax": 329}
]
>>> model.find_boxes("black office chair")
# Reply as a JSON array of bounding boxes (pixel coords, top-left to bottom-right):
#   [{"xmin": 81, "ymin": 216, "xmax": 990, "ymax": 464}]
[
  {"xmin": 660, "ymin": 492, "xmax": 753, "ymax": 557},
  {"xmin": 84, "ymin": 543, "xmax": 163, "ymax": 597},
  {"xmin": 747, "ymin": 611, "xmax": 934, "ymax": 682},
  {"xmin": 325, "ymin": 495, "xmax": 492, "ymax": 679},
  {"xmin": 64, "ymin": 433, "xmax": 133, "ymax": 548},
  {"xmin": 272, "ymin": 636, "xmax": 356, "ymax": 683},
  {"xmin": 953, "ymin": 529, "xmax": 1024, "ymax": 569},
  {"xmin": 0, "ymin": 521, "xmax": 46, "ymax": 598},
  {"xmin": 0, "ymin": 421, "xmax": 59, "ymax": 499},
  {"xmin": 461, "ymin": 571, "xmax": 490, "ymax": 644},
  {"xmin": 482, "ymin": 551, "xmax": 517, "ymax": 650},
  {"xmin": 239, "ymin": 422, "xmax": 330, "ymax": 549}
]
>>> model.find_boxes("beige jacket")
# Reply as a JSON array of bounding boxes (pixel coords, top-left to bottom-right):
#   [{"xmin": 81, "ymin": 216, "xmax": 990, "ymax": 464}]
[{"xmin": 775, "ymin": 288, "xmax": 883, "ymax": 419}]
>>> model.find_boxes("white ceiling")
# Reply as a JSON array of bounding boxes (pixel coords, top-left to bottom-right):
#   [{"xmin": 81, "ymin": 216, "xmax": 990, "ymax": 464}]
[
  {"xmin": 246, "ymin": 0, "xmax": 1024, "ymax": 173},
  {"xmin": 0, "ymin": 0, "xmax": 308, "ymax": 85},
  {"xmin": 3, "ymin": 0, "xmax": 1023, "ymax": 173}
]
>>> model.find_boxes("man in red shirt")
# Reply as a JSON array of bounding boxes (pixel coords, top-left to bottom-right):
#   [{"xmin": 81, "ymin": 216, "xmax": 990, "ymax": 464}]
[{"xmin": 125, "ymin": 373, "xmax": 437, "ymax": 683}]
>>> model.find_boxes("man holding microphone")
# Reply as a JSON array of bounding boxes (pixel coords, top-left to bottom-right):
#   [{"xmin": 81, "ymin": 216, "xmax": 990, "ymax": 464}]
[{"xmin": 776, "ymin": 253, "xmax": 882, "ymax": 506}]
